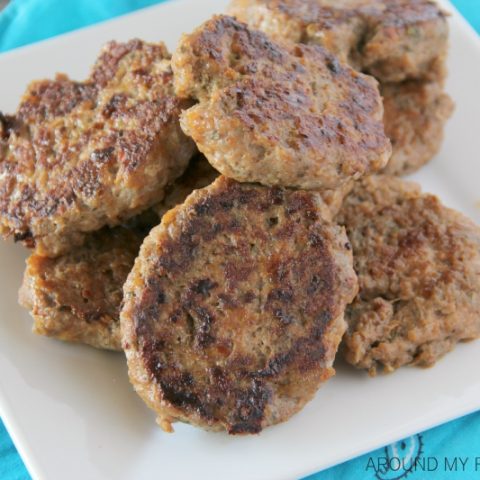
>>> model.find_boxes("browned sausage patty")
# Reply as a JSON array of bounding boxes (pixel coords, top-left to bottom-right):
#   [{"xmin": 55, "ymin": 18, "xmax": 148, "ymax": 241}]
[
  {"xmin": 381, "ymin": 80, "xmax": 454, "ymax": 175},
  {"xmin": 19, "ymin": 156, "xmax": 218, "ymax": 351},
  {"xmin": 337, "ymin": 176, "xmax": 480, "ymax": 375},
  {"xmin": 0, "ymin": 39, "xmax": 196, "ymax": 257},
  {"xmin": 228, "ymin": 0, "xmax": 453, "ymax": 175},
  {"xmin": 121, "ymin": 176, "xmax": 358, "ymax": 434},
  {"xmin": 172, "ymin": 15, "xmax": 391, "ymax": 190},
  {"xmin": 228, "ymin": 0, "xmax": 449, "ymax": 83}
]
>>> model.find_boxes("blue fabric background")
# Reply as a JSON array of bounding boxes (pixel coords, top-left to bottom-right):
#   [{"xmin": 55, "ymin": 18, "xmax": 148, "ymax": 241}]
[{"xmin": 0, "ymin": 1, "xmax": 478, "ymax": 479}]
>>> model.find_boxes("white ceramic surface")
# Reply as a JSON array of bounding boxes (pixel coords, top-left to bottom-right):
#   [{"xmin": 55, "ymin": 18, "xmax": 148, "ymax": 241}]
[{"xmin": 0, "ymin": 1, "xmax": 479, "ymax": 479}]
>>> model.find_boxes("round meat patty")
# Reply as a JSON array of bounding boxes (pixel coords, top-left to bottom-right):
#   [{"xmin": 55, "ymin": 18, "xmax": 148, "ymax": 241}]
[
  {"xmin": 337, "ymin": 175, "xmax": 480, "ymax": 375},
  {"xmin": 172, "ymin": 15, "xmax": 391, "ymax": 191},
  {"xmin": 0, "ymin": 39, "xmax": 196, "ymax": 257},
  {"xmin": 228, "ymin": 0, "xmax": 453, "ymax": 176},
  {"xmin": 228, "ymin": 0, "xmax": 449, "ymax": 83},
  {"xmin": 121, "ymin": 176, "xmax": 358, "ymax": 434}
]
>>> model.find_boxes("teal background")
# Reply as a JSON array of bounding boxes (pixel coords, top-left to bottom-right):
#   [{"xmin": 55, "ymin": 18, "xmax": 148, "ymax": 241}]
[{"xmin": 0, "ymin": 1, "xmax": 478, "ymax": 479}]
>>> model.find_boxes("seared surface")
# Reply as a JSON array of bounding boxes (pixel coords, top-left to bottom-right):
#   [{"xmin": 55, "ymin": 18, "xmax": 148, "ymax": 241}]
[
  {"xmin": 228, "ymin": 0, "xmax": 452, "ymax": 174},
  {"xmin": 0, "ymin": 39, "xmax": 196, "ymax": 257},
  {"xmin": 381, "ymin": 80, "xmax": 454, "ymax": 175},
  {"xmin": 172, "ymin": 15, "xmax": 390, "ymax": 190},
  {"xmin": 19, "ymin": 155, "xmax": 218, "ymax": 350},
  {"xmin": 121, "ymin": 176, "xmax": 358, "ymax": 433},
  {"xmin": 337, "ymin": 176, "xmax": 480, "ymax": 374},
  {"xmin": 228, "ymin": 0, "xmax": 448, "ymax": 83}
]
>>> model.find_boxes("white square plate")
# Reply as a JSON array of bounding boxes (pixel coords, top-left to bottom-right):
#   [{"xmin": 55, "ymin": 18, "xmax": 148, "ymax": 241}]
[{"xmin": 1, "ymin": 1, "xmax": 479, "ymax": 479}]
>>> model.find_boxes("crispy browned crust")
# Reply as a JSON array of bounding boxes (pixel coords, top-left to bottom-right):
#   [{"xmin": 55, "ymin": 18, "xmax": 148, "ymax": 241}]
[
  {"xmin": 381, "ymin": 80, "xmax": 454, "ymax": 175},
  {"xmin": 172, "ymin": 15, "xmax": 391, "ymax": 190},
  {"xmin": 0, "ymin": 39, "xmax": 196, "ymax": 257},
  {"xmin": 228, "ymin": 1, "xmax": 452, "ymax": 175},
  {"xmin": 228, "ymin": 0, "xmax": 449, "ymax": 83},
  {"xmin": 19, "ymin": 226, "xmax": 145, "ymax": 350},
  {"xmin": 121, "ymin": 176, "xmax": 358, "ymax": 434},
  {"xmin": 337, "ymin": 176, "xmax": 480, "ymax": 375},
  {"xmin": 18, "ymin": 155, "xmax": 217, "ymax": 350}
]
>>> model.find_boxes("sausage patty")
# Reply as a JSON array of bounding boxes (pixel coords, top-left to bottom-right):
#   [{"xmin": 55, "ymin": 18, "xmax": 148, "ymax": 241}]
[
  {"xmin": 0, "ymin": 39, "xmax": 196, "ymax": 257},
  {"xmin": 172, "ymin": 15, "xmax": 391, "ymax": 190},
  {"xmin": 19, "ymin": 156, "xmax": 218, "ymax": 350},
  {"xmin": 337, "ymin": 176, "xmax": 480, "ymax": 375},
  {"xmin": 228, "ymin": 0, "xmax": 453, "ymax": 175},
  {"xmin": 228, "ymin": 0, "xmax": 449, "ymax": 83},
  {"xmin": 121, "ymin": 176, "xmax": 358, "ymax": 434}
]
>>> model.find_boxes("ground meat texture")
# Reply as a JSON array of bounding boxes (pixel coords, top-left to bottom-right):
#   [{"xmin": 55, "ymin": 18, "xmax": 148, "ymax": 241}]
[
  {"xmin": 153, "ymin": 155, "xmax": 352, "ymax": 221},
  {"xmin": 381, "ymin": 80, "xmax": 454, "ymax": 175},
  {"xmin": 152, "ymin": 155, "xmax": 219, "ymax": 218},
  {"xmin": 18, "ymin": 155, "xmax": 218, "ymax": 350},
  {"xmin": 19, "ymin": 226, "xmax": 144, "ymax": 351},
  {"xmin": 228, "ymin": 0, "xmax": 453, "ymax": 175},
  {"xmin": 156, "ymin": 154, "xmax": 351, "ymax": 221},
  {"xmin": 121, "ymin": 176, "xmax": 358, "ymax": 434},
  {"xmin": 172, "ymin": 15, "xmax": 391, "ymax": 191},
  {"xmin": 0, "ymin": 39, "xmax": 196, "ymax": 257},
  {"xmin": 228, "ymin": 0, "xmax": 449, "ymax": 83},
  {"xmin": 337, "ymin": 176, "xmax": 480, "ymax": 375}
]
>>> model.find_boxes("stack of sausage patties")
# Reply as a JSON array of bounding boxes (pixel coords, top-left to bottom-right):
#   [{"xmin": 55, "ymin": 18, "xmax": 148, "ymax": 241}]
[{"xmin": 2, "ymin": 1, "xmax": 479, "ymax": 436}]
